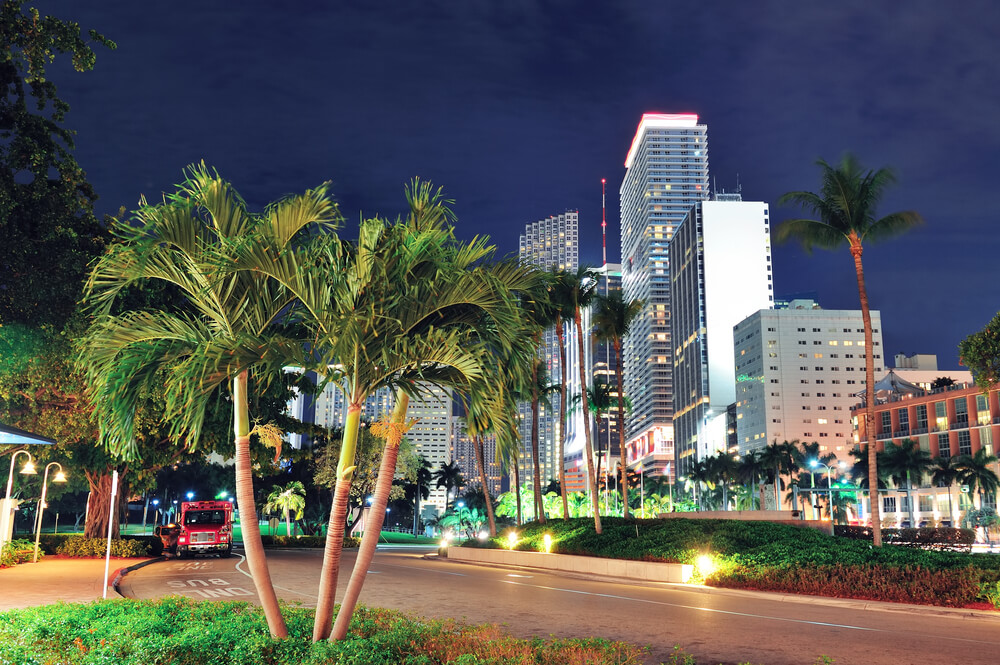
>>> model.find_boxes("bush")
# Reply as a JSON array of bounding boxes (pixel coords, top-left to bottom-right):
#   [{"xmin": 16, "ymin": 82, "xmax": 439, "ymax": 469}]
[
  {"xmin": 834, "ymin": 525, "xmax": 975, "ymax": 551},
  {"xmin": 0, "ymin": 538, "xmax": 38, "ymax": 567},
  {"xmin": 0, "ymin": 598, "xmax": 650, "ymax": 665},
  {"xmin": 55, "ymin": 537, "xmax": 150, "ymax": 558},
  {"xmin": 260, "ymin": 534, "xmax": 359, "ymax": 548}
]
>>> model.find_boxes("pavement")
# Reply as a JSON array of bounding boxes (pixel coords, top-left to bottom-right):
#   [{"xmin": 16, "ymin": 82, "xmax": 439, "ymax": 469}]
[{"xmin": 0, "ymin": 556, "xmax": 158, "ymax": 611}]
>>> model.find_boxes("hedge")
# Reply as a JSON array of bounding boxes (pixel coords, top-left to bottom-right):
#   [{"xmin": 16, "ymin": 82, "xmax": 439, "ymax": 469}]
[
  {"xmin": 834, "ymin": 525, "xmax": 975, "ymax": 551},
  {"xmin": 33, "ymin": 534, "xmax": 159, "ymax": 557},
  {"xmin": 260, "ymin": 535, "xmax": 360, "ymax": 548}
]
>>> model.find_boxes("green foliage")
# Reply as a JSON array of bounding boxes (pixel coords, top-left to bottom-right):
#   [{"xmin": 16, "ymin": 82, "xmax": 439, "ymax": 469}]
[
  {"xmin": 980, "ymin": 580, "xmax": 1000, "ymax": 609},
  {"xmin": 834, "ymin": 525, "xmax": 975, "ymax": 551},
  {"xmin": 54, "ymin": 537, "xmax": 149, "ymax": 558},
  {"xmin": 0, "ymin": 598, "xmax": 649, "ymax": 664},
  {"xmin": 260, "ymin": 535, "xmax": 359, "ymax": 549},
  {"xmin": 476, "ymin": 517, "xmax": 1000, "ymax": 607},
  {"xmin": 959, "ymin": 311, "xmax": 1000, "ymax": 391},
  {"xmin": 0, "ymin": 538, "xmax": 37, "ymax": 566}
]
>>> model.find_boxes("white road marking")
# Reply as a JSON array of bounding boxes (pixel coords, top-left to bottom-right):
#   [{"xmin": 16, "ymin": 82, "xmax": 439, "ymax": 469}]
[{"xmin": 234, "ymin": 553, "xmax": 316, "ymax": 598}]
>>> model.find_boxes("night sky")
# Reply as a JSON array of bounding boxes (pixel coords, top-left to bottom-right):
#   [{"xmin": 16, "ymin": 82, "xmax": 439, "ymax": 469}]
[{"xmin": 49, "ymin": 1, "xmax": 1000, "ymax": 367}]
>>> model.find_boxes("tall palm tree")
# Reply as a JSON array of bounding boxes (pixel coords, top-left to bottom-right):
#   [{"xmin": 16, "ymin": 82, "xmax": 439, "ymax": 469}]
[
  {"xmin": 264, "ymin": 481, "xmax": 307, "ymax": 537},
  {"xmin": 757, "ymin": 440, "xmax": 799, "ymax": 510},
  {"xmin": 563, "ymin": 266, "xmax": 602, "ymax": 533},
  {"xmin": 795, "ymin": 441, "xmax": 836, "ymax": 517},
  {"xmin": 930, "ymin": 455, "xmax": 961, "ymax": 525},
  {"xmin": 737, "ymin": 450, "xmax": 765, "ymax": 511},
  {"xmin": 776, "ymin": 154, "xmax": 923, "ymax": 546},
  {"xmin": 410, "ymin": 456, "xmax": 433, "ymax": 535},
  {"xmin": 548, "ymin": 269, "xmax": 577, "ymax": 520},
  {"xmin": 880, "ymin": 438, "xmax": 933, "ymax": 526},
  {"xmin": 79, "ymin": 164, "xmax": 341, "ymax": 639},
  {"xmin": 685, "ymin": 459, "xmax": 715, "ymax": 510},
  {"xmin": 957, "ymin": 449, "xmax": 1000, "ymax": 509},
  {"xmin": 435, "ymin": 460, "xmax": 465, "ymax": 513},
  {"xmin": 704, "ymin": 453, "xmax": 738, "ymax": 511},
  {"xmin": 592, "ymin": 291, "xmax": 644, "ymax": 519}
]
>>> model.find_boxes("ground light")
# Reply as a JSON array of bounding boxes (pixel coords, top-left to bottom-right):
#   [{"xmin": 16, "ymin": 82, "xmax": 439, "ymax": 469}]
[
  {"xmin": 542, "ymin": 533, "xmax": 552, "ymax": 553},
  {"xmin": 695, "ymin": 553, "xmax": 716, "ymax": 578},
  {"xmin": 507, "ymin": 531, "xmax": 518, "ymax": 549}
]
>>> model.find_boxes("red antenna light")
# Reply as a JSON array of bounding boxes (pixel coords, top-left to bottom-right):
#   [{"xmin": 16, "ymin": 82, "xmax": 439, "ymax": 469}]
[{"xmin": 601, "ymin": 178, "xmax": 607, "ymax": 266}]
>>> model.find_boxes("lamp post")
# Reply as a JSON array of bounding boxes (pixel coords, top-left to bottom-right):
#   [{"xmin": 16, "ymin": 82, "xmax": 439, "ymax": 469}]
[
  {"xmin": 1, "ymin": 451, "xmax": 36, "ymax": 551},
  {"xmin": 808, "ymin": 459, "xmax": 847, "ymax": 520},
  {"xmin": 33, "ymin": 462, "xmax": 67, "ymax": 562}
]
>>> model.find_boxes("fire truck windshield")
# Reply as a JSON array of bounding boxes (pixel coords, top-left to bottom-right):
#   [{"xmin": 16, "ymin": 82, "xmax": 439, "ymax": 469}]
[{"xmin": 184, "ymin": 510, "xmax": 226, "ymax": 526}]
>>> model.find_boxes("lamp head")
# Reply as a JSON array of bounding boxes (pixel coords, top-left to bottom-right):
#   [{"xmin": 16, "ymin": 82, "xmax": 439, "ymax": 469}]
[
  {"xmin": 53, "ymin": 471, "xmax": 67, "ymax": 483},
  {"xmin": 808, "ymin": 460, "xmax": 819, "ymax": 469},
  {"xmin": 20, "ymin": 460, "xmax": 37, "ymax": 475}
]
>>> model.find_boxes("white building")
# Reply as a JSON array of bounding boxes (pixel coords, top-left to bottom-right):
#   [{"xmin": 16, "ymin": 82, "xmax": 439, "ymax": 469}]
[
  {"xmin": 669, "ymin": 197, "xmax": 773, "ymax": 475},
  {"xmin": 620, "ymin": 113, "xmax": 709, "ymax": 478},
  {"xmin": 733, "ymin": 300, "xmax": 884, "ymax": 461},
  {"xmin": 518, "ymin": 211, "xmax": 580, "ymax": 488}
]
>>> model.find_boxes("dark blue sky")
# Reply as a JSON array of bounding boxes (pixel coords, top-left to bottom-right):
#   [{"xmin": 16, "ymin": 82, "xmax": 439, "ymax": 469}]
[{"xmin": 51, "ymin": 1, "xmax": 1000, "ymax": 367}]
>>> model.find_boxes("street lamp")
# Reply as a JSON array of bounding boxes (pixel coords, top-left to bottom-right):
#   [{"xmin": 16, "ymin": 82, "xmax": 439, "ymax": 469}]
[
  {"xmin": 1, "ymin": 450, "xmax": 36, "ymax": 551},
  {"xmin": 186, "ymin": 491, "xmax": 194, "ymax": 501},
  {"xmin": 152, "ymin": 499, "xmax": 160, "ymax": 527},
  {"xmin": 33, "ymin": 462, "xmax": 67, "ymax": 562},
  {"xmin": 808, "ymin": 459, "xmax": 847, "ymax": 519}
]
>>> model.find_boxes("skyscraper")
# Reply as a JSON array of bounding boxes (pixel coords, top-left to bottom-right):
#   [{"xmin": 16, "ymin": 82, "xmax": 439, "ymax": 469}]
[
  {"xmin": 619, "ymin": 114, "xmax": 709, "ymax": 479},
  {"xmin": 518, "ymin": 211, "xmax": 580, "ymax": 488},
  {"xmin": 669, "ymin": 196, "xmax": 773, "ymax": 476}
]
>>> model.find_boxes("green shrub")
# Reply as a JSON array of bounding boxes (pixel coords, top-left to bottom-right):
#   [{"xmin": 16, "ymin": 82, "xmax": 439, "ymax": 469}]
[
  {"xmin": 834, "ymin": 525, "xmax": 975, "ymax": 551},
  {"xmin": 0, "ymin": 538, "xmax": 38, "ymax": 567},
  {"xmin": 260, "ymin": 534, "xmax": 359, "ymax": 548},
  {"xmin": 55, "ymin": 537, "xmax": 150, "ymax": 558}
]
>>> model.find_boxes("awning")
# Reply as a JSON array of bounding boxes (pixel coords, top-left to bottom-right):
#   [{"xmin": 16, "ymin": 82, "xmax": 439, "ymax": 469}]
[{"xmin": 0, "ymin": 423, "xmax": 56, "ymax": 446}]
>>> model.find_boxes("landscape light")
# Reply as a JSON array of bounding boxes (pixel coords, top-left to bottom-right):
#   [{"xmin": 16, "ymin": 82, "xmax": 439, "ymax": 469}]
[
  {"xmin": 507, "ymin": 531, "xmax": 518, "ymax": 549},
  {"xmin": 695, "ymin": 554, "xmax": 716, "ymax": 578},
  {"xmin": 542, "ymin": 533, "xmax": 552, "ymax": 554}
]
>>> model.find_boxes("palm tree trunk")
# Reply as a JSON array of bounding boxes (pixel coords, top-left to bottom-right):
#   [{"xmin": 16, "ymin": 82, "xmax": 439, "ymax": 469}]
[
  {"xmin": 331, "ymin": 394, "xmax": 409, "ymax": 641},
  {"xmin": 233, "ymin": 371, "xmax": 287, "ymax": 638},
  {"xmin": 575, "ymin": 309, "xmax": 602, "ymax": 534},
  {"xmin": 556, "ymin": 315, "xmax": 570, "ymax": 520},
  {"xmin": 285, "ymin": 508, "xmax": 292, "ymax": 537},
  {"xmin": 614, "ymin": 339, "xmax": 630, "ymax": 520},
  {"xmin": 851, "ymin": 240, "xmax": 882, "ymax": 546},
  {"xmin": 474, "ymin": 435, "xmax": 497, "ymax": 537},
  {"xmin": 530, "ymin": 362, "xmax": 546, "ymax": 524},
  {"xmin": 773, "ymin": 466, "xmax": 780, "ymax": 510},
  {"xmin": 312, "ymin": 400, "xmax": 363, "ymax": 641}
]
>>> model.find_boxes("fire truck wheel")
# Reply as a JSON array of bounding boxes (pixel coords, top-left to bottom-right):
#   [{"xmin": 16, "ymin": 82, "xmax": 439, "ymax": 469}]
[{"xmin": 221, "ymin": 544, "xmax": 233, "ymax": 558}]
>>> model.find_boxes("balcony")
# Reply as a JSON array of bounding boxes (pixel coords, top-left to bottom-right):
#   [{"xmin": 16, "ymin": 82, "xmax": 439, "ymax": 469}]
[
  {"xmin": 892, "ymin": 429, "xmax": 910, "ymax": 438},
  {"xmin": 911, "ymin": 426, "xmax": 929, "ymax": 435}
]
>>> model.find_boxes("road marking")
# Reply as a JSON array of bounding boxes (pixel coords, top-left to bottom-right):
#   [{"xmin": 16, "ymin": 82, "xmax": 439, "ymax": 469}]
[
  {"xmin": 506, "ymin": 574, "xmax": 533, "ymax": 578},
  {"xmin": 234, "ymin": 553, "xmax": 316, "ymax": 598},
  {"xmin": 498, "ymin": 579, "xmax": 878, "ymax": 632},
  {"xmin": 373, "ymin": 561, "xmax": 466, "ymax": 577}
]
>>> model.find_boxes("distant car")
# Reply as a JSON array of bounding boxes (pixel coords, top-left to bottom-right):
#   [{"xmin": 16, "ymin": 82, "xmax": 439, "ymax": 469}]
[{"xmin": 154, "ymin": 523, "xmax": 181, "ymax": 556}]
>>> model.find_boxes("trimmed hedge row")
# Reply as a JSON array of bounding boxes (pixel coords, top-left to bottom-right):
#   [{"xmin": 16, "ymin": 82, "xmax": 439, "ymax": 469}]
[
  {"xmin": 834, "ymin": 525, "xmax": 975, "ymax": 551},
  {"xmin": 481, "ymin": 517, "xmax": 1000, "ymax": 608},
  {"xmin": 34, "ymin": 534, "xmax": 159, "ymax": 557},
  {"xmin": 260, "ymin": 535, "xmax": 360, "ymax": 548}
]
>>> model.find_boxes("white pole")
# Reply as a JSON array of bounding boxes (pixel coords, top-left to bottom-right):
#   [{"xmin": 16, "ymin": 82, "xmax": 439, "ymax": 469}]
[{"xmin": 102, "ymin": 470, "xmax": 118, "ymax": 599}]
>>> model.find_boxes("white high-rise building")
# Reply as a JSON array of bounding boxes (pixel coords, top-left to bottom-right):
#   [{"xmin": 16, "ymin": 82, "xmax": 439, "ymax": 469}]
[
  {"xmin": 518, "ymin": 211, "xmax": 580, "ymax": 489},
  {"xmin": 733, "ymin": 300, "xmax": 885, "ymax": 461},
  {"xmin": 620, "ymin": 114, "xmax": 709, "ymax": 478},
  {"xmin": 670, "ymin": 197, "xmax": 774, "ymax": 475}
]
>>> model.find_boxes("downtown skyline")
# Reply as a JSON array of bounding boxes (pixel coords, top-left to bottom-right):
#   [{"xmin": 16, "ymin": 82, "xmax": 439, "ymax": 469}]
[{"xmin": 48, "ymin": 2, "xmax": 1000, "ymax": 367}]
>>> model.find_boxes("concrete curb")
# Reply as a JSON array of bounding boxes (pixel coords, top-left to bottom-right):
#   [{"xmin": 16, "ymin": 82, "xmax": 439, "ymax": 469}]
[
  {"xmin": 110, "ymin": 557, "xmax": 165, "ymax": 598},
  {"xmin": 433, "ymin": 549, "xmax": 1000, "ymax": 621}
]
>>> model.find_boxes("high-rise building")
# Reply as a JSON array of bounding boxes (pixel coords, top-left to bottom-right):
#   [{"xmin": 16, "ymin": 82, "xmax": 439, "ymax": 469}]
[
  {"xmin": 450, "ymin": 416, "xmax": 503, "ymax": 499},
  {"xmin": 619, "ymin": 113, "xmax": 709, "ymax": 478},
  {"xmin": 733, "ymin": 300, "xmax": 885, "ymax": 461},
  {"xmin": 518, "ymin": 212, "xmax": 580, "ymax": 489},
  {"xmin": 669, "ymin": 197, "xmax": 773, "ymax": 476}
]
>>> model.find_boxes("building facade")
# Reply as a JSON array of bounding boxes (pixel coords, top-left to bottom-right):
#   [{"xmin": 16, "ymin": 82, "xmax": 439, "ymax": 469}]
[
  {"xmin": 620, "ymin": 113, "xmax": 709, "ymax": 478},
  {"xmin": 518, "ymin": 211, "xmax": 580, "ymax": 489},
  {"xmin": 669, "ymin": 197, "xmax": 773, "ymax": 476},
  {"xmin": 733, "ymin": 300, "xmax": 884, "ymax": 460}
]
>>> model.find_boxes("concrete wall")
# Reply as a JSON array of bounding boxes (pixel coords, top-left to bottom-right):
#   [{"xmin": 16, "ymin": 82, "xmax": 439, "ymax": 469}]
[
  {"xmin": 447, "ymin": 546, "xmax": 693, "ymax": 583},
  {"xmin": 658, "ymin": 511, "xmax": 834, "ymax": 535}
]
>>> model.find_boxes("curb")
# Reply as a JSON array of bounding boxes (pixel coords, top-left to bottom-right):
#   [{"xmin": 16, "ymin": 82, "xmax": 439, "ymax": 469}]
[
  {"xmin": 110, "ymin": 557, "xmax": 165, "ymax": 598},
  {"xmin": 431, "ymin": 551, "xmax": 1000, "ymax": 621}
]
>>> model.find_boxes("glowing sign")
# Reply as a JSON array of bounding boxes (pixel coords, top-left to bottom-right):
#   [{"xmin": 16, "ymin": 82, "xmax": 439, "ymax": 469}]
[{"xmin": 736, "ymin": 374, "xmax": 764, "ymax": 383}]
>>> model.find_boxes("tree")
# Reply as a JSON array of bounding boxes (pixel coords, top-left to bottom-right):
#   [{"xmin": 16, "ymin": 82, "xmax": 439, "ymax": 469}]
[
  {"xmin": 434, "ymin": 460, "xmax": 465, "ymax": 513},
  {"xmin": 547, "ymin": 269, "xmax": 576, "ymax": 520},
  {"xmin": 879, "ymin": 439, "xmax": 932, "ymax": 526},
  {"xmin": 704, "ymin": 453, "xmax": 738, "ymax": 511},
  {"xmin": 737, "ymin": 451, "xmax": 765, "ymax": 510},
  {"xmin": 930, "ymin": 455, "xmax": 961, "ymax": 525},
  {"xmin": 264, "ymin": 481, "xmax": 306, "ymax": 537},
  {"xmin": 592, "ymin": 291, "xmax": 643, "ymax": 519},
  {"xmin": 562, "ymin": 267, "xmax": 602, "ymax": 533},
  {"xmin": 78, "ymin": 164, "xmax": 341, "ymax": 638},
  {"xmin": 959, "ymin": 311, "xmax": 1000, "ymax": 392},
  {"xmin": 794, "ymin": 441, "xmax": 836, "ymax": 517},
  {"xmin": 777, "ymin": 154, "xmax": 923, "ymax": 546},
  {"xmin": 956, "ymin": 449, "xmax": 999, "ymax": 509},
  {"xmin": 684, "ymin": 458, "xmax": 715, "ymax": 510},
  {"xmin": 0, "ymin": 1, "xmax": 115, "ymax": 327},
  {"xmin": 757, "ymin": 440, "xmax": 798, "ymax": 510}
]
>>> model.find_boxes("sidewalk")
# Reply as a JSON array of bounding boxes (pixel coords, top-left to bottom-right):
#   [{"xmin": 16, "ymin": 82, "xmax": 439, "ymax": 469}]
[{"xmin": 0, "ymin": 557, "xmax": 154, "ymax": 611}]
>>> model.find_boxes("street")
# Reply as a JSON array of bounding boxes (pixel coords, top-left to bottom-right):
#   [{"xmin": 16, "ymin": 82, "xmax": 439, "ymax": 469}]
[{"xmin": 117, "ymin": 546, "xmax": 1000, "ymax": 665}]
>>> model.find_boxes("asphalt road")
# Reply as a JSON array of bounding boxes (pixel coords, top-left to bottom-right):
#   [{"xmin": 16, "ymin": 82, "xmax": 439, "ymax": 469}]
[{"xmin": 118, "ymin": 546, "xmax": 1000, "ymax": 665}]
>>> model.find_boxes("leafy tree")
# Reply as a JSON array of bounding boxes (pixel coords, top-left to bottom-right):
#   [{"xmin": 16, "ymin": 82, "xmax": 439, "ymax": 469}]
[
  {"xmin": 0, "ymin": 0, "xmax": 114, "ymax": 327},
  {"xmin": 930, "ymin": 377, "xmax": 956, "ymax": 390},
  {"xmin": 592, "ymin": 290, "xmax": 643, "ymax": 518},
  {"xmin": 956, "ymin": 448, "xmax": 999, "ymax": 509},
  {"xmin": 777, "ymin": 154, "xmax": 923, "ymax": 546},
  {"xmin": 78, "ymin": 164, "xmax": 341, "ymax": 638},
  {"xmin": 959, "ymin": 311, "xmax": 1000, "ymax": 391},
  {"xmin": 264, "ymin": 481, "xmax": 306, "ymax": 537}
]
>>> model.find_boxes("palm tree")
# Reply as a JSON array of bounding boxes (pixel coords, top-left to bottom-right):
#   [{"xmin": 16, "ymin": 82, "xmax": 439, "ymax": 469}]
[
  {"xmin": 435, "ymin": 460, "xmax": 465, "ymax": 513},
  {"xmin": 264, "ymin": 481, "xmax": 306, "ymax": 537},
  {"xmin": 685, "ymin": 459, "xmax": 715, "ymax": 510},
  {"xmin": 795, "ymin": 441, "xmax": 836, "ymax": 518},
  {"xmin": 592, "ymin": 291, "xmax": 644, "ymax": 519},
  {"xmin": 957, "ymin": 449, "xmax": 1000, "ymax": 509},
  {"xmin": 79, "ymin": 163, "xmax": 341, "ymax": 638},
  {"xmin": 704, "ymin": 453, "xmax": 738, "ymax": 511},
  {"xmin": 776, "ymin": 154, "xmax": 923, "ymax": 545},
  {"xmin": 548, "ymin": 269, "xmax": 577, "ymax": 520},
  {"xmin": 410, "ymin": 456, "xmax": 433, "ymax": 535},
  {"xmin": 930, "ymin": 455, "xmax": 961, "ymax": 525},
  {"xmin": 880, "ymin": 439, "xmax": 933, "ymax": 526},
  {"xmin": 737, "ymin": 450, "xmax": 765, "ymax": 511},
  {"xmin": 757, "ymin": 440, "xmax": 798, "ymax": 510},
  {"xmin": 563, "ymin": 266, "xmax": 602, "ymax": 533}
]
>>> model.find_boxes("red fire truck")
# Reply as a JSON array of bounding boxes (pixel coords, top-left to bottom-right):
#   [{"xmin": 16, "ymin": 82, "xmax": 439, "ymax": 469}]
[{"xmin": 175, "ymin": 500, "xmax": 234, "ymax": 557}]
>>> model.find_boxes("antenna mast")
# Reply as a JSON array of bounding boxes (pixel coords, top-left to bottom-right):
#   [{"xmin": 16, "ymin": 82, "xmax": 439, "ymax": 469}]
[{"xmin": 601, "ymin": 178, "xmax": 607, "ymax": 266}]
